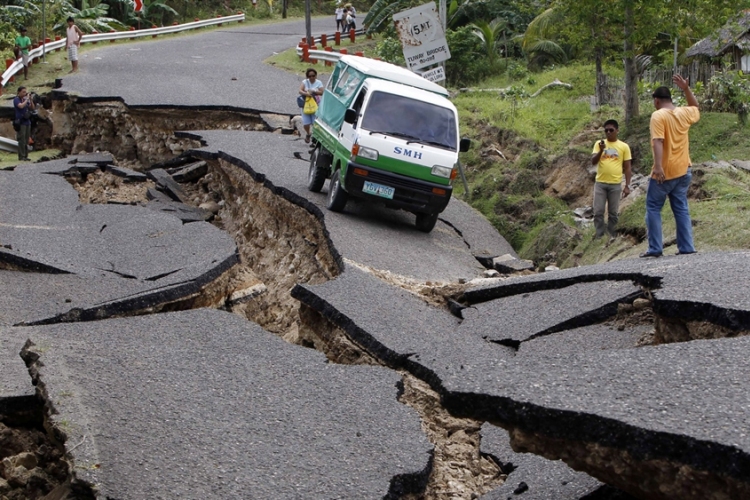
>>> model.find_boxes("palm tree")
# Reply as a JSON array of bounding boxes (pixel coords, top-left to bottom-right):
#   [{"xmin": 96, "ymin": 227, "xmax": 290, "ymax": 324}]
[
  {"xmin": 470, "ymin": 17, "xmax": 509, "ymax": 66},
  {"xmin": 520, "ymin": 8, "xmax": 567, "ymax": 68}
]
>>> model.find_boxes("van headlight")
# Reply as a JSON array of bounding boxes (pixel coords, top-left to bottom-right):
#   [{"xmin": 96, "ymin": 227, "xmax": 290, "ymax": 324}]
[
  {"xmin": 431, "ymin": 165, "xmax": 453, "ymax": 178},
  {"xmin": 356, "ymin": 146, "xmax": 379, "ymax": 161}
]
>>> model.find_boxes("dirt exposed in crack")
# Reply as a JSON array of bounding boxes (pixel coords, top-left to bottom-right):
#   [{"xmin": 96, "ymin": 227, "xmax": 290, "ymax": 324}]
[
  {"xmin": 0, "ymin": 420, "xmax": 78, "ymax": 500},
  {"xmin": 399, "ymin": 374, "xmax": 506, "ymax": 499},
  {"xmin": 71, "ymin": 170, "xmax": 155, "ymax": 205},
  {"xmin": 297, "ymin": 304, "xmax": 507, "ymax": 499}
]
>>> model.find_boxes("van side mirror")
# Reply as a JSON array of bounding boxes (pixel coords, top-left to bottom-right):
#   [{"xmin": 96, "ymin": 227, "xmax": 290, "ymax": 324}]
[
  {"xmin": 459, "ymin": 137, "xmax": 471, "ymax": 153},
  {"xmin": 344, "ymin": 108, "xmax": 357, "ymax": 124}
]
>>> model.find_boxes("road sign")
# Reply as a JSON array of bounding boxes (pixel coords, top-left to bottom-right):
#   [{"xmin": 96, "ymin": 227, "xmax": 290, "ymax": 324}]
[
  {"xmin": 393, "ymin": 2, "xmax": 451, "ymax": 72},
  {"xmin": 134, "ymin": 0, "xmax": 143, "ymax": 12},
  {"xmin": 418, "ymin": 66, "xmax": 445, "ymax": 83}
]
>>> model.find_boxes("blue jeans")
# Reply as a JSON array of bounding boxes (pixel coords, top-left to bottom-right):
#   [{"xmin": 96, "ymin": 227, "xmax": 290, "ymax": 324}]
[{"xmin": 645, "ymin": 169, "xmax": 695, "ymax": 254}]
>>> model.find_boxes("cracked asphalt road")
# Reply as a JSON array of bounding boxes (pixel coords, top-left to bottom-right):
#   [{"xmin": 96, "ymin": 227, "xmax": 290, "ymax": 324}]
[{"xmin": 2, "ymin": 14, "xmax": 749, "ymax": 500}]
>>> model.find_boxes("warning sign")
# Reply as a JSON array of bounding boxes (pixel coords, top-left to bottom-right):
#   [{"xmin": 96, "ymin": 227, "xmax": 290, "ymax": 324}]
[{"xmin": 393, "ymin": 2, "xmax": 451, "ymax": 72}]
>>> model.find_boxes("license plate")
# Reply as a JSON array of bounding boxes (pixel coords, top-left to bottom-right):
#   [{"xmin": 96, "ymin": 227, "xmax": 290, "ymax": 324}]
[{"xmin": 362, "ymin": 180, "xmax": 395, "ymax": 200}]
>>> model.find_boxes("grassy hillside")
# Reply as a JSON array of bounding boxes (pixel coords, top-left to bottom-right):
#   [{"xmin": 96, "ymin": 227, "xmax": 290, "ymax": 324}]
[{"xmin": 453, "ymin": 63, "xmax": 750, "ymax": 268}]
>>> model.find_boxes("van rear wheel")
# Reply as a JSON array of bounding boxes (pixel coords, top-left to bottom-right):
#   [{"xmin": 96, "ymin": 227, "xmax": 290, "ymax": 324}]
[
  {"xmin": 307, "ymin": 147, "xmax": 327, "ymax": 192},
  {"xmin": 415, "ymin": 212, "xmax": 438, "ymax": 233},
  {"xmin": 326, "ymin": 168, "xmax": 348, "ymax": 212}
]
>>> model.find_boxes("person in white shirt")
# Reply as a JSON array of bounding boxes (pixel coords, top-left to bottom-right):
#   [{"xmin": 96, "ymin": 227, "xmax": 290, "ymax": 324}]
[
  {"xmin": 65, "ymin": 17, "xmax": 83, "ymax": 73},
  {"xmin": 335, "ymin": 6, "xmax": 344, "ymax": 32}
]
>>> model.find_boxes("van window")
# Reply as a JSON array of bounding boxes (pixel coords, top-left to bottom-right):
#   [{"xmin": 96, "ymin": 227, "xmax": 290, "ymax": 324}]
[
  {"xmin": 350, "ymin": 89, "xmax": 367, "ymax": 129},
  {"xmin": 333, "ymin": 67, "xmax": 364, "ymax": 101},
  {"xmin": 360, "ymin": 91, "xmax": 457, "ymax": 151},
  {"xmin": 327, "ymin": 64, "xmax": 342, "ymax": 91}
]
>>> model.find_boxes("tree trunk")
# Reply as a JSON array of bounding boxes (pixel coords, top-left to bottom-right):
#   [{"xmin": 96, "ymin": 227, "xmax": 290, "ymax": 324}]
[
  {"xmin": 623, "ymin": 1, "xmax": 639, "ymax": 125},
  {"xmin": 595, "ymin": 48, "xmax": 604, "ymax": 107}
]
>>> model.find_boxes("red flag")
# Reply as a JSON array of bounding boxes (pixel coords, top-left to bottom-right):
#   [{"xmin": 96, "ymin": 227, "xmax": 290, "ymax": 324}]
[{"xmin": 134, "ymin": 0, "xmax": 143, "ymax": 12}]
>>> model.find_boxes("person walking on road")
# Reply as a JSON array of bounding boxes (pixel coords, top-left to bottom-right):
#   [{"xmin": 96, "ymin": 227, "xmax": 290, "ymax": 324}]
[
  {"xmin": 14, "ymin": 27, "xmax": 32, "ymax": 80},
  {"xmin": 641, "ymin": 75, "xmax": 701, "ymax": 258},
  {"xmin": 591, "ymin": 119, "xmax": 632, "ymax": 240},
  {"xmin": 335, "ymin": 5, "xmax": 345, "ymax": 32},
  {"xmin": 299, "ymin": 68, "xmax": 324, "ymax": 144},
  {"xmin": 13, "ymin": 86, "xmax": 35, "ymax": 162},
  {"xmin": 66, "ymin": 17, "xmax": 83, "ymax": 73}
]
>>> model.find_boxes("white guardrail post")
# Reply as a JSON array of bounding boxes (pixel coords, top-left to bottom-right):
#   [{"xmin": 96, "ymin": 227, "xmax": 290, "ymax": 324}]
[{"xmin": 1, "ymin": 13, "xmax": 245, "ymax": 91}]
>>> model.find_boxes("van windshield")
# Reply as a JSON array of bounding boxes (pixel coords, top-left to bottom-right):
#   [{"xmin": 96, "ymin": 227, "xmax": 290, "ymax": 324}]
[{"xmin": 360, "ymin": 91, "xmax": 457, "ymax": 151}]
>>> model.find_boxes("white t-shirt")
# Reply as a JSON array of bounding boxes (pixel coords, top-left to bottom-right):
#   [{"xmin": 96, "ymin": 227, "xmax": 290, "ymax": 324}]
[{"xmin": 66, "ymin": 25, "xmax": 79, "ymax": 48}]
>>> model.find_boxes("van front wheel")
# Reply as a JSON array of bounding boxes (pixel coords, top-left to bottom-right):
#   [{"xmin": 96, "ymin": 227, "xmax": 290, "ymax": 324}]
[
  {"xmin": 307, "ymin": 147, "xmax": 327, "ymax": 192},
  {"xmin": 415, "ymin": 212, "xmax": 438, "ymax": 233},
  {"xmin": 326, "ymin": 168, "xmax": 348, "ymax": 212}
]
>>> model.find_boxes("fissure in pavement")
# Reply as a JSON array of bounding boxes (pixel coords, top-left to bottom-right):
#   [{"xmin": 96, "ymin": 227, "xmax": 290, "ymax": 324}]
[{"xmin": 3, "ymin": 98, "xmax": 743, "ymax": 499}]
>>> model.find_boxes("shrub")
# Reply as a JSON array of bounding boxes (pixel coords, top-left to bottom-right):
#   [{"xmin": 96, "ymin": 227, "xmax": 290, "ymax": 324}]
[
  {"xmin": 699, "ymin": 68, "xmax": 750, "ymax": 126},
  {"xmin": 373, "ymin": 36, "xmax": 405, "ymax": 65},
  {"xmin": 445, "ymin": 26, "xmax": 494, "ymax": 86}
]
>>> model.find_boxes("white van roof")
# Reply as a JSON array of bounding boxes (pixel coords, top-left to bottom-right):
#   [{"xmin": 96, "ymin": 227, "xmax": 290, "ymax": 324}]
[
  {"xmin": 339, "ymin": 55, "xmax": 449, "ymax": 97},
  {"xmin": 363, "ymin": 78, "xmax": 457, "ymax": 112}
]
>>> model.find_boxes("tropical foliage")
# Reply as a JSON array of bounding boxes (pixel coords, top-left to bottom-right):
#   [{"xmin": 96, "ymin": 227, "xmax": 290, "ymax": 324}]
[{"xmin": 51, "ymin": 0, "xmax": 126, "ymax": 33}]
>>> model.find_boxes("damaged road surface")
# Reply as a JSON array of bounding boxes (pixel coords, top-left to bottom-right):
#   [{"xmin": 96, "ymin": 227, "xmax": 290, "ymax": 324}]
[
  {"xmin": 293, "ymin": 258, "xmax": 750, "ymax": 500},
  {"xmin": 19, "ymin": 309, "xmax": 431, "ymax": 499},
  {"xmin": 2, "ymin": 14, "xmax": 749, "ymax": 500}
]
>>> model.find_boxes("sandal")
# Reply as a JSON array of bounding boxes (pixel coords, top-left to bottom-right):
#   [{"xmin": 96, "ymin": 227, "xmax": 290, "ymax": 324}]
[{"xmin": 305, "ymin": 134, "xmax": 311, "ymax": 143}]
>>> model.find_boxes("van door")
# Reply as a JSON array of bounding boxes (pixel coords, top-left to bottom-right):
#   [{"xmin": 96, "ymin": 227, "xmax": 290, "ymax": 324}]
[{"xmin": 339, "ymin": 88, "xmax": 367, "ymax": 167}]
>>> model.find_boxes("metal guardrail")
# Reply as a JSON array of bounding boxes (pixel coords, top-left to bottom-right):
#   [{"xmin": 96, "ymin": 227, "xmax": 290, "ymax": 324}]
[
  {"xmin": 1, "ymin": 14, "xmax": 245, "ymax": 89},
  {"xmin": 294, "ymin": 29, "xmax": 366, "ymax": 63},
  {"xmin": 0, "ymin": 135, "xmax": 18, "ymax": 153}
]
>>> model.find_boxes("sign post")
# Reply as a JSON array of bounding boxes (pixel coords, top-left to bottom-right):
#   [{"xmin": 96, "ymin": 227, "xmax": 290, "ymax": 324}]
[
  {"xmin": 135, "ymin": 0, "xmax": 143, "ymax": 30},
  {"xmin": 392, "ymin": 2, "xmax": 450, "ymax": 76}
]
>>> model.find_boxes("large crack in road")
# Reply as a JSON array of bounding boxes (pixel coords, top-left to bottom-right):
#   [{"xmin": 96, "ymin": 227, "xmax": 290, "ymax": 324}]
[{"xmin": 3, "ymin": 96, "xmax": 748, "ymax": 499}]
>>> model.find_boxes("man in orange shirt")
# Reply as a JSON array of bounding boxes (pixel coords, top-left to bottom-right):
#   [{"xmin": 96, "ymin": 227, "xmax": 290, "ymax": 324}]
[{"xmin": 640, "ymin": 75, "xmax": 700, "ymax": 258}]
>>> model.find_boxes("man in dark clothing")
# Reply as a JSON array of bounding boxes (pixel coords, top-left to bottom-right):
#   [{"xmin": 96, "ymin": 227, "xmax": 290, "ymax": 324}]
[{"xmin": 13, "ymin": 86, "xmax": 35, "ymax": 162}]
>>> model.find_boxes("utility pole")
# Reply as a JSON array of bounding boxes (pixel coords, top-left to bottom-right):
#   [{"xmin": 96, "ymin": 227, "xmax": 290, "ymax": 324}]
[
  {"xmin": 42, "ymin": 0, "xmax": 47, "ymax": 62},
  {"xmin": 305, "ymin": 0, "xmax": 312, "ymax": 47}
]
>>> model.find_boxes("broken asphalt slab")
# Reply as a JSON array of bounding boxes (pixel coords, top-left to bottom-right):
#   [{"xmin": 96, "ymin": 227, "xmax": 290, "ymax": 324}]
[
  {"xmin": 292, "ymin": 263, "xmax": 750, "ymax": 499},
  {"xmin": 459, "ymin": 280, "xmax": 642, "ymax": 346},
  {"xmin": 180, "ymin": 129, "xmax": 516, "ymax": 282},
  {"xmin": 20, "ymin": 308, "xmax": 431, "ymax": 499},
  {"xmin": 463, "ymin": 251, "xmax": 750, "ymax": 332},
  {"xmin": 0, "ymin": 161, "xmax": 239, "ymax": 324}
]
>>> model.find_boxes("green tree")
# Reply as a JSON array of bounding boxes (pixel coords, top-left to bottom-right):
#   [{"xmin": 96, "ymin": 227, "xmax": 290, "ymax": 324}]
[
  {"xmin": 519, "ymin": 8, "xmax": 567, "ymax": 69},
  {"xmin": 470, "ymin": 17, "xmax": 511, "ymax": 67}
]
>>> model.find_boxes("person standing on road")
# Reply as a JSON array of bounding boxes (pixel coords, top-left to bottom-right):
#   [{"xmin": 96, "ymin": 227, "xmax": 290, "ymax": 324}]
[
  {"xmin": 640, "ymin": 74, "xmax": 701, "ymax": 258},
  {"xmin": 335, "ymin": 5, "xmax": 345, "ymax": 32},
  {"xmin": 345, "ymin": 6, "xmax": 356, "ymax": 32},
  {"xmin": 299, "ymin": 68, "xmax": 324, "ymax": 144},
  {"xmin": 14, "ymin": 27, "xmax": 32, "ymax": 80},
  {"xmin": 591, "ymin": 119, "xmax": 632, "ymax": 240},
  {"xmin": 66, "ymin": 17, "xmax": 83, "ymax": 73},
  {"xmin": 13, "ymin": 86, "xmax": 35, "ymax": 162}
]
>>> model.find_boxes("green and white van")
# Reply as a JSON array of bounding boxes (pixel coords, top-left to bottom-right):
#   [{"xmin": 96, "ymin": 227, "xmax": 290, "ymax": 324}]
[{"xmin": 307, "ymin": 55, "xmax": 469, "ymax": 233}]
